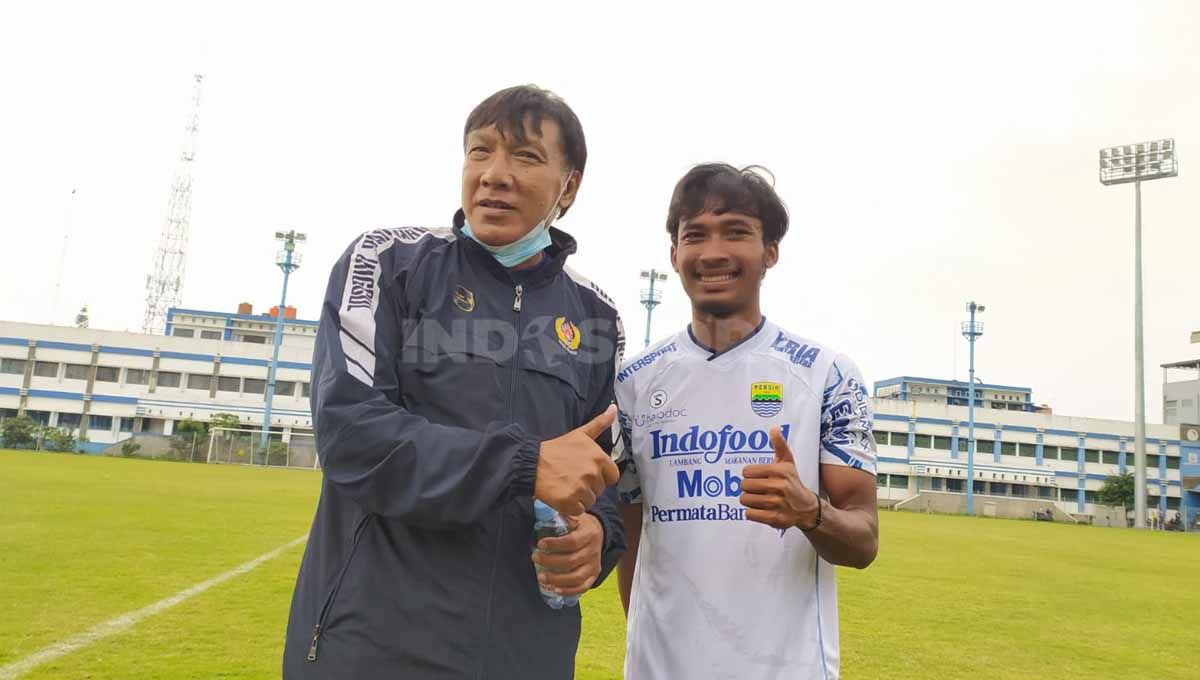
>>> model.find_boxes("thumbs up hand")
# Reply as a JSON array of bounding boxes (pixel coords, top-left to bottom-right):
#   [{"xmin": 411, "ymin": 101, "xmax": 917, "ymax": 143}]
[
  {"xmin": 535, "ymin": 405, "xmax": 621, "ymax": 516},
  {"xmin": 739, "ymin": 426, "xmax": 821, "ymax": 531}
]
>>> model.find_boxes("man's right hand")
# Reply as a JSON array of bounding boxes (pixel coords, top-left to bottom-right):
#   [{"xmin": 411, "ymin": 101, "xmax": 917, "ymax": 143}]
[{"xmin": 535, "ymin": 405, "xmax": 620, "ymax": 516}]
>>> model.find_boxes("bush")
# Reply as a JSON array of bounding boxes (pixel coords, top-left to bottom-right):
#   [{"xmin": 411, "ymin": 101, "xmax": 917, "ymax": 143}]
[
  {"xmin": 121, "ymin": 440, "xmax": 142, "ymax": 457},
  {"xmin": 1, "ymin": 415, "xmax": 37, "ymax": 449},
  {"xmin": 42, "ymin": 427, "xmax": 77, "ymax": 453}
]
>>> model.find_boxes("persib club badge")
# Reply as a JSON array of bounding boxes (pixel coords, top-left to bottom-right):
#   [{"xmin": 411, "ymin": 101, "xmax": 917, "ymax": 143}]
[
  {"xmin": 555, "ymin": 317, "xmax": 581, "ymax": 354},
  {"xmin": 750, "ymin": 381, "xmax": 783, "ymax": 417}
]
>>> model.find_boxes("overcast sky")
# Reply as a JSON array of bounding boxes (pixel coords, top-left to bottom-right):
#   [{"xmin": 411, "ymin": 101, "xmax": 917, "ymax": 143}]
[{"xmin": 2, "ymin": 1, "xmax": 1198, "ymax": 423}]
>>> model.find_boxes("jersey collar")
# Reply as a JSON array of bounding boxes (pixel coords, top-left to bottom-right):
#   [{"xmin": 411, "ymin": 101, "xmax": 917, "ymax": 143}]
[{"xmin": 685, "ymin": 316, "xmax": 768, "ymax": 362}]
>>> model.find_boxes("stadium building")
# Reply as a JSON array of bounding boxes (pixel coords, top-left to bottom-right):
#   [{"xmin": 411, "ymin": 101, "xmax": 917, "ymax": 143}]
[
  {"xmin": 0, "ymin": 305, "xmax": 315, "ymax": 454},
  {"xmin": 2, "ymin": 310, "xmax": 1198, "ymax": 529}
]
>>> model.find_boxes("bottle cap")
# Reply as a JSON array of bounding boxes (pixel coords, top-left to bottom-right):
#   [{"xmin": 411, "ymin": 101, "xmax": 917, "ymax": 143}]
[{"xmin": 533, "ymin": 499, "xmax": 557, "ymax": 522}]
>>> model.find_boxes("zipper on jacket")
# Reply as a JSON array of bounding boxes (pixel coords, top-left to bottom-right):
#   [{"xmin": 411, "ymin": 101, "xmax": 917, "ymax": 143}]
[
  {"xmin": 478, "ymin": 284, "xmax": 524, "ymax": 680},
  {"xmin": 307, "ymin": 514, "xmax": 373, "ymax": 662}
]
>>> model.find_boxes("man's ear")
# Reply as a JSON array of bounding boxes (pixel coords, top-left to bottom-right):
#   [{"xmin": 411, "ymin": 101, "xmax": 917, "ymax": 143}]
[
  {"xmin": 556, "ymin": 170, "xmax": 582, "ymax": 218},
  {"xmin": 670, "ymin": 242, "xmax": 679, "ymax": 273},
  {"xmin": 762, "ymin": 241, "xmax": 780, "ymax": 277}
]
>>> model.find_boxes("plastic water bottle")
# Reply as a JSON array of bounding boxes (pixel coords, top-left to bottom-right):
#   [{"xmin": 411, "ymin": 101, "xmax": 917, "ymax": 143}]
[{"xmin": 532, "ymin": 500, "xmax": 580, "ymax": 609}]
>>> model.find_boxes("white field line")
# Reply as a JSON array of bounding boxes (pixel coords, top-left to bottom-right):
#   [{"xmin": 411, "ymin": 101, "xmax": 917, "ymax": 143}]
[{"xmin": 0, "ymin": 535, "xmax": 308, "ymax": 680}]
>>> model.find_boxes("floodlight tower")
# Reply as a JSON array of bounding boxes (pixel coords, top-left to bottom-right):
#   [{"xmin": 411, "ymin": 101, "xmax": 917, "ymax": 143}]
[
  {"xmin": 639, "ymin": 269, "xmax": 668, "ymax": 348},
  {"xmin": 962, "ymin": 302, "xmax": 985, "ymax": 516},
  {"xmin": 260, "ymin": 230, "xmax": 306, "ymax": 454},
  {"xmin": 1099, "ymin": 138, "xmax": 1178, "ymax": 529}
]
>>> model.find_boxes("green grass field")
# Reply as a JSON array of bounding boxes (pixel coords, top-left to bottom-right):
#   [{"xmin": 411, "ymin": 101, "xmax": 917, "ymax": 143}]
[{"xmin": 1, "ymin": 449, "xmax": 1195, "ymax": 679}]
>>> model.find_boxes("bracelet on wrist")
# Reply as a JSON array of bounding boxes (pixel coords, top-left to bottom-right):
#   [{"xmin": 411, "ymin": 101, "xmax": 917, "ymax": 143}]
[{"xmin": 798, "ymin": 497, "xmax": 823, "ymax": 532}]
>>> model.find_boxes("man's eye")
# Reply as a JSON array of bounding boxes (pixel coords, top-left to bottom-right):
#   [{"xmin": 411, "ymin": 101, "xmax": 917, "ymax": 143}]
[{"xmin": 516, "ymin": 151, "xmax": 541, "ymax": 161}]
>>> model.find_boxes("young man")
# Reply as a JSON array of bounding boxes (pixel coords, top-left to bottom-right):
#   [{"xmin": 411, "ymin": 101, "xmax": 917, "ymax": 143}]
[
  {"xmin": 615, "ymin": 164, "xmax": 879, "ymax": 680},
  {"xmin": 282, "ymin": 85, "xmax": 626, "ymax": 679}
]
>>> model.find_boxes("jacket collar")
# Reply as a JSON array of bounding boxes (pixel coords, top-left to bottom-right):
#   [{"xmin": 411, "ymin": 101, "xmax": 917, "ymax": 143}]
[{"xmin": 452, "ymin": 208, "xmax": 578, "ymax": 287}]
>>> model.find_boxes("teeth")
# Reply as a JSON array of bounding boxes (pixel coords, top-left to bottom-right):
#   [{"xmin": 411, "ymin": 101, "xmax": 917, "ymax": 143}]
[{"xmin": 699, "ymin": 273, "xmax": 736, "ymax": 283}]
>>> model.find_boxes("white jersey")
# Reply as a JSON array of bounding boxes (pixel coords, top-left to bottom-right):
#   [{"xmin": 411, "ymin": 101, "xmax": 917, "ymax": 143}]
[{"xmin": 614, "ymin": 318, "xmax": 876, "ymax": 680}]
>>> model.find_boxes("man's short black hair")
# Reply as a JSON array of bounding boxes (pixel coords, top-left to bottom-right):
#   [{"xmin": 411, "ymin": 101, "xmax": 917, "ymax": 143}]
[
  {"xmin": 665, "ymin": 163, "xmax": 789, "ymax": 244},
  {"xmin": 464, "ymin": 85, "xmax": 587, "ymax": 173}
]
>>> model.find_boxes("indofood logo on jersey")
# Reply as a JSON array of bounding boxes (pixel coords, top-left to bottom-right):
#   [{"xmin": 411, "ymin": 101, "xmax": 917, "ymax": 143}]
[
  {"xmin": 650, "ymin": 424, "xmax": 791, "ymax": 464},
  {"xmin": 750, "ymin": 381, "xmax": 783, "ymax": 417}
]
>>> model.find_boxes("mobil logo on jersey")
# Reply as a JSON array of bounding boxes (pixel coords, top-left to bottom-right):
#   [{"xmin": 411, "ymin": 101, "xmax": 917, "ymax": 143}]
[{"xmin": 649, "ymin": 423, "xmax": 791, "ymax": 464}]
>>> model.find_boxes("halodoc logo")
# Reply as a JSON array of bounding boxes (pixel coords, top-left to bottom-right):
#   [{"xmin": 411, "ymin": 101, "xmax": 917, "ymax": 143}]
[{"xmin": 649, "ymin": 424, "xmax": 791, "ymax": 464}]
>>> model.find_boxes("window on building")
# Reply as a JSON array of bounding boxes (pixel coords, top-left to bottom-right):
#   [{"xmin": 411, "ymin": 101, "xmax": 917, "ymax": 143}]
[
  {"xmin": 1085, "ymin": 449, "xmax": 1101, "ymax": 464},
  {"xmin": 930, "ymin": 478, "xmax": 942, "ymax": 491},
  {"xmin": 1042, "ymin": 445, "xmax": 1058, "ymax": 459},
  {"xmin": 933, "ymin": 435, "xmax": 951, "ymax": 451},
  {"xmin": 945, "ymin": 478, "xmax": 964, "ymax": 493},
  {"xmin": 275, "ymin": 380, "xmax": 296, "ymax": 397},
  {"xmin": 94, "ymin": 366, "xmax": 119, "ymax": 383},
  {"xmin": 217, "ymin": 376, "xmax": 241, "ymax": 392},
  {"xmin": 301, "ymin": 382, "xmax": 310, "ymax": 398},
  {"xmin": 1167, "ymin": 497, "xmax": 1181, "ymax": 510},
  {"xmin": 889, "ymin": 475, "xmax": 908, "ymax": 489},
  {"xmin": 873, "ymin": 430, "xmax": 890, "ymax": 446},
  {"xmin": 156, "ymin": 371, "xmax": 181, "ymax": 388},
  {"xmin": 58, "ymin": 412, "xmax": 82, "ymax": 430},
  {"xmin": 25, "ymin": 410, "xmax": 51, "ymax": 425},
  {"xmin": 244, "ymin": 378, "xmax": 266, "ymax": 395},
  {"xmin": 1102, "ymin": 451, "xmax": 1120, "ymax": 466},
  {"xmin": 33, "ymin": 361, "xmax": 59, "ymax": 378},
  {"xmin": 241, "ymin": 335, "xmax": 267, "ymax": 344},
  {"xmin": 1084, "ymin": 490, "xmax": 1097, "ymax": 503},
  {"xmin": 187, "ymin": 374, "xmax": 212, "ymax": 391},
  {"xmin": 876, "ymin": 474, "xmax": 887, "ymax": 488},
  {"xmin": 119, "ymin": 417, "xmax": 135, "ymax": 433},
  {"xmin": 200, "ymin": 330, "xmax": 222, "ymax": 340},
  {"xmin": 975, "ymin": 440, "xmax": 994, "ymax": 454},
  {"xmin": 89, "ymin": 414, "xmax": 113, "ymax": 430},
  {"xmin": 1001, "ymin": 441, "xmax": 1017, "ymax": 456},
  {"xmin": 1145, "ymin": 454, "xmax": 1160, "ymax": 469},
  {"xmin": 1, "ymin": 358, "xmax": 27, "ymax": 375},
  {"xmin": 1166, "ymin": 456, "xmax": 1179, "ymax": 470},
  {"xmin": 913, "ymin": 434, "xmax": 931, "ymax": 449},
  {"xmin": 973, "ymin": 480, "xmax": 986, "ymax": 494},
  {"xmin": 991, "ymin": 482, "xmax": 1008, "ymax": 495},
  {"xmin": 125, "ymin": 368, "xmax": 150, "ymax": 385},
  {"xmin": 64, "ymin": 363, "xmax": 90, "ymax": 380},
  {"xmin": 1038, "ymin": 486, "xmax": 1053, "ymax": 499},
  {"xmin": 173, "ymin": 328, "xmax": 195, "ymax": 338}
]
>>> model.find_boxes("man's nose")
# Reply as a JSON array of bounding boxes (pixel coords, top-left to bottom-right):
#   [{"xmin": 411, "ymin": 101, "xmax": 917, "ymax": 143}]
[
  {"xmin": 480, "ymin": 153, "xmax": 514, "ymax": 190},
  {"xmin": 696, "ymin": 241, "xmax": 733, "ymax": 266}
]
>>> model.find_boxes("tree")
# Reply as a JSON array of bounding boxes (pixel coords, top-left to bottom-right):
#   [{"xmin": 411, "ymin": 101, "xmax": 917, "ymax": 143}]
[
  {"xmin": 1, "ymin": 415, "xmax": 37, "ymax": 449},
  {"xmin": 75, "ymin": 305, "xmax": 89, "ymax": 329},
  {"xmin": 209, "ymin": 413, "xmax": 241, "ymax": 431},
  {"xmin": 170, "ymin": 419, "xmax": 208, "ymax": 461},
  {"xmin": 1097, "ymin": 472, "xmax": 1134, "ymax": 511}
]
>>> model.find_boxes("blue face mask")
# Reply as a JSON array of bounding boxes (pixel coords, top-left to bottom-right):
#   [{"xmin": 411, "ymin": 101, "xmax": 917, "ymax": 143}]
[{"xmin": 462, "ymin": 175, "xmax": 571, "ymax": 268}]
